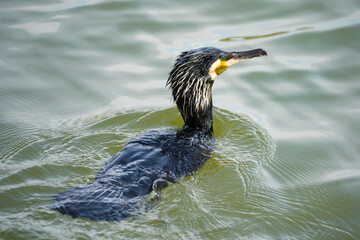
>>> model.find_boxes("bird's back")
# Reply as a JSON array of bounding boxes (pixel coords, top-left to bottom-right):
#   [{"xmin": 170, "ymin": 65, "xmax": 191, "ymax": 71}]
[{"xmin": 51, "ymin": 128, "xmax": 214, "ymax": 221}]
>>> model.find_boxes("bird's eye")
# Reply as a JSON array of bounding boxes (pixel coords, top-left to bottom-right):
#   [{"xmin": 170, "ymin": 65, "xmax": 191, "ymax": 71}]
[{"xmin": 220, "ymin": 55, "xmax": 226, "ymax": 61}]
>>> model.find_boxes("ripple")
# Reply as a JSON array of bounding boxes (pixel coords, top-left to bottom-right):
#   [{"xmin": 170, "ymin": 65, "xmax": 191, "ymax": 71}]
[
  {"xmin": 262, "ymin": 138, "xmax": 360, "ymax": 239},
  {"xmin": 0, "ymin": 0, "xmax": 359, "ymax": 238},
  {"xmin": 7, "ymin": 106, "xmax": 273, "ymax": 239},
  {"xmin": 220, "ymin": 31, "xmax": 290, "ymax": 41},
  {"xmin": 316, "ymin": 9, "xmax": 360, "ymax": 31},
  {"xmin": 274, "ymin": 55, "xmax": 328, "ymax": 70},
  {"xmin": 11, "ymin": 22, "xmax": 61, "ymax": 35},
  {"xmin": 137, "ymin": 108, "xmax": 276, "ymax": 239},
  {"xmin": 323, "ymin": 169, "xmax": 360, "ymax": 182},
  {"xmin": 218, "ymin": 9, "xmax": 360, "ymax": 44},
  {"xmin": 6, "ymin": 0, "xmax": 104, "ymax": 12},
  {"xmin": 105, "ymin": 63, "xmax": 153, "ymax": 73},
  {"xmin": 0, "ymin": 122, "xmax": 41, "ymax": 164}
]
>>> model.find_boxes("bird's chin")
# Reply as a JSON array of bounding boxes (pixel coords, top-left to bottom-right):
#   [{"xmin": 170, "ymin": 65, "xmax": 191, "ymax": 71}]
[{"xmin": 208, "ymin": 71, "xmax": 218, "ymax": 80}]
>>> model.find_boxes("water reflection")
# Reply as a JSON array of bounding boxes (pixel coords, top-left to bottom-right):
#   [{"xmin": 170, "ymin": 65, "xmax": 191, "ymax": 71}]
[{"xmin": 220, "ymin": 27, "xmax": 313, "ymax": 42}]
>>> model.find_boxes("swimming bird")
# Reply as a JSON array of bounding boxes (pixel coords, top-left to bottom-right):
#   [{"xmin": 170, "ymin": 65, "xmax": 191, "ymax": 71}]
[{"xmin": 51, "ymin": 47, "xmax": 267, "ymax": 221}]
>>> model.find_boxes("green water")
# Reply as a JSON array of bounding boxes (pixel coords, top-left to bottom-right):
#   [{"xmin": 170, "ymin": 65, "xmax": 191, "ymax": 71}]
[{"xmin": 1, "ymin": 0, "xmax": 359, "ymax": 239}]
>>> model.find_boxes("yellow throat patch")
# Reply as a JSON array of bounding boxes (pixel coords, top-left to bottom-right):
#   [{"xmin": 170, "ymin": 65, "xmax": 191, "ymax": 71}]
[
  {"xmin": 208, "ymin": 57, "xmax": 246, "ymax": 80},
  {"xmin": 215, "ymin": 60, "xmax": 229, "ymax": 75}
]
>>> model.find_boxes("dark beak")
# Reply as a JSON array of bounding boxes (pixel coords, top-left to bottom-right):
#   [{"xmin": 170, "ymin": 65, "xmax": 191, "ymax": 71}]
[{"xmin": 231, "ymin": 48, "xmax": 267, "ymax": 61}]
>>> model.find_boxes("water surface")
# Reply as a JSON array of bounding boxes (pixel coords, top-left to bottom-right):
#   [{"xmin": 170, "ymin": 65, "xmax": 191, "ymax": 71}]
[{"xmin": 0, "ymin": 0, "xmax": 359, "ymax": 239}]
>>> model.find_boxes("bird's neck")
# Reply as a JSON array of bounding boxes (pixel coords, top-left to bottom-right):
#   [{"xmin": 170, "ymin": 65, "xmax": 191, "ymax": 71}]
[
  {"xmin": 175, "ymin": 91, "xmax": 214, "ymax": 133},
  {"xmin": 183, "ymin": 101, "xmax": 213, "ymax": 133},
  {"xmin": 167, "ymin": 64, "xmax": 215, "ymax": 133}
]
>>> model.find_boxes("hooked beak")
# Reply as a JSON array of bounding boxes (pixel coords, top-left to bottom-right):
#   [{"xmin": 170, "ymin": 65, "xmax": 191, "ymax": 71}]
[{"xmin": 228, "ymin": 48, "xmax": 267, "ymax": 66}]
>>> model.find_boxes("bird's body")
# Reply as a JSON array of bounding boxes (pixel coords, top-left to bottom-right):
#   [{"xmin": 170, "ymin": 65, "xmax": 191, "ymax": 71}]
[
  {"xmin": 51, "ymin": 47, "xmax": 267, "ymax": 221},
  {"xmin": 52, "ymin": 128, "xmax": 213, "ymax": 221}
]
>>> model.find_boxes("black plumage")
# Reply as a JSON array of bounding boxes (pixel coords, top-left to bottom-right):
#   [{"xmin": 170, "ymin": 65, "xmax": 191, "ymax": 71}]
[{"xmin": 51, "ymin": 47, "xmax": 266, "ymax": 221}]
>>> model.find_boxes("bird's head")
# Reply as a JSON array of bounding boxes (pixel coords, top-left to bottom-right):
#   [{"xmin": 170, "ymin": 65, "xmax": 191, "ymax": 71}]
[{"xmin": 167, "ymin": 47, "xmax": 267, "ymax": 132}]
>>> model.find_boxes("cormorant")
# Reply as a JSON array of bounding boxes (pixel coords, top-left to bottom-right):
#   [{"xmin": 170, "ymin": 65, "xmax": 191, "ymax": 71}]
[{"xmin": 51, "ymin": 47, "xmax": 267, "ymax": 221}]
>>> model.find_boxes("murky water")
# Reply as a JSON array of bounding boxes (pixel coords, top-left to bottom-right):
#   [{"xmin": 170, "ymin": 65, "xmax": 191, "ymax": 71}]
[{"xmin": 1, "ymin": 0, "xmax": 360, "ymax": 239}]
